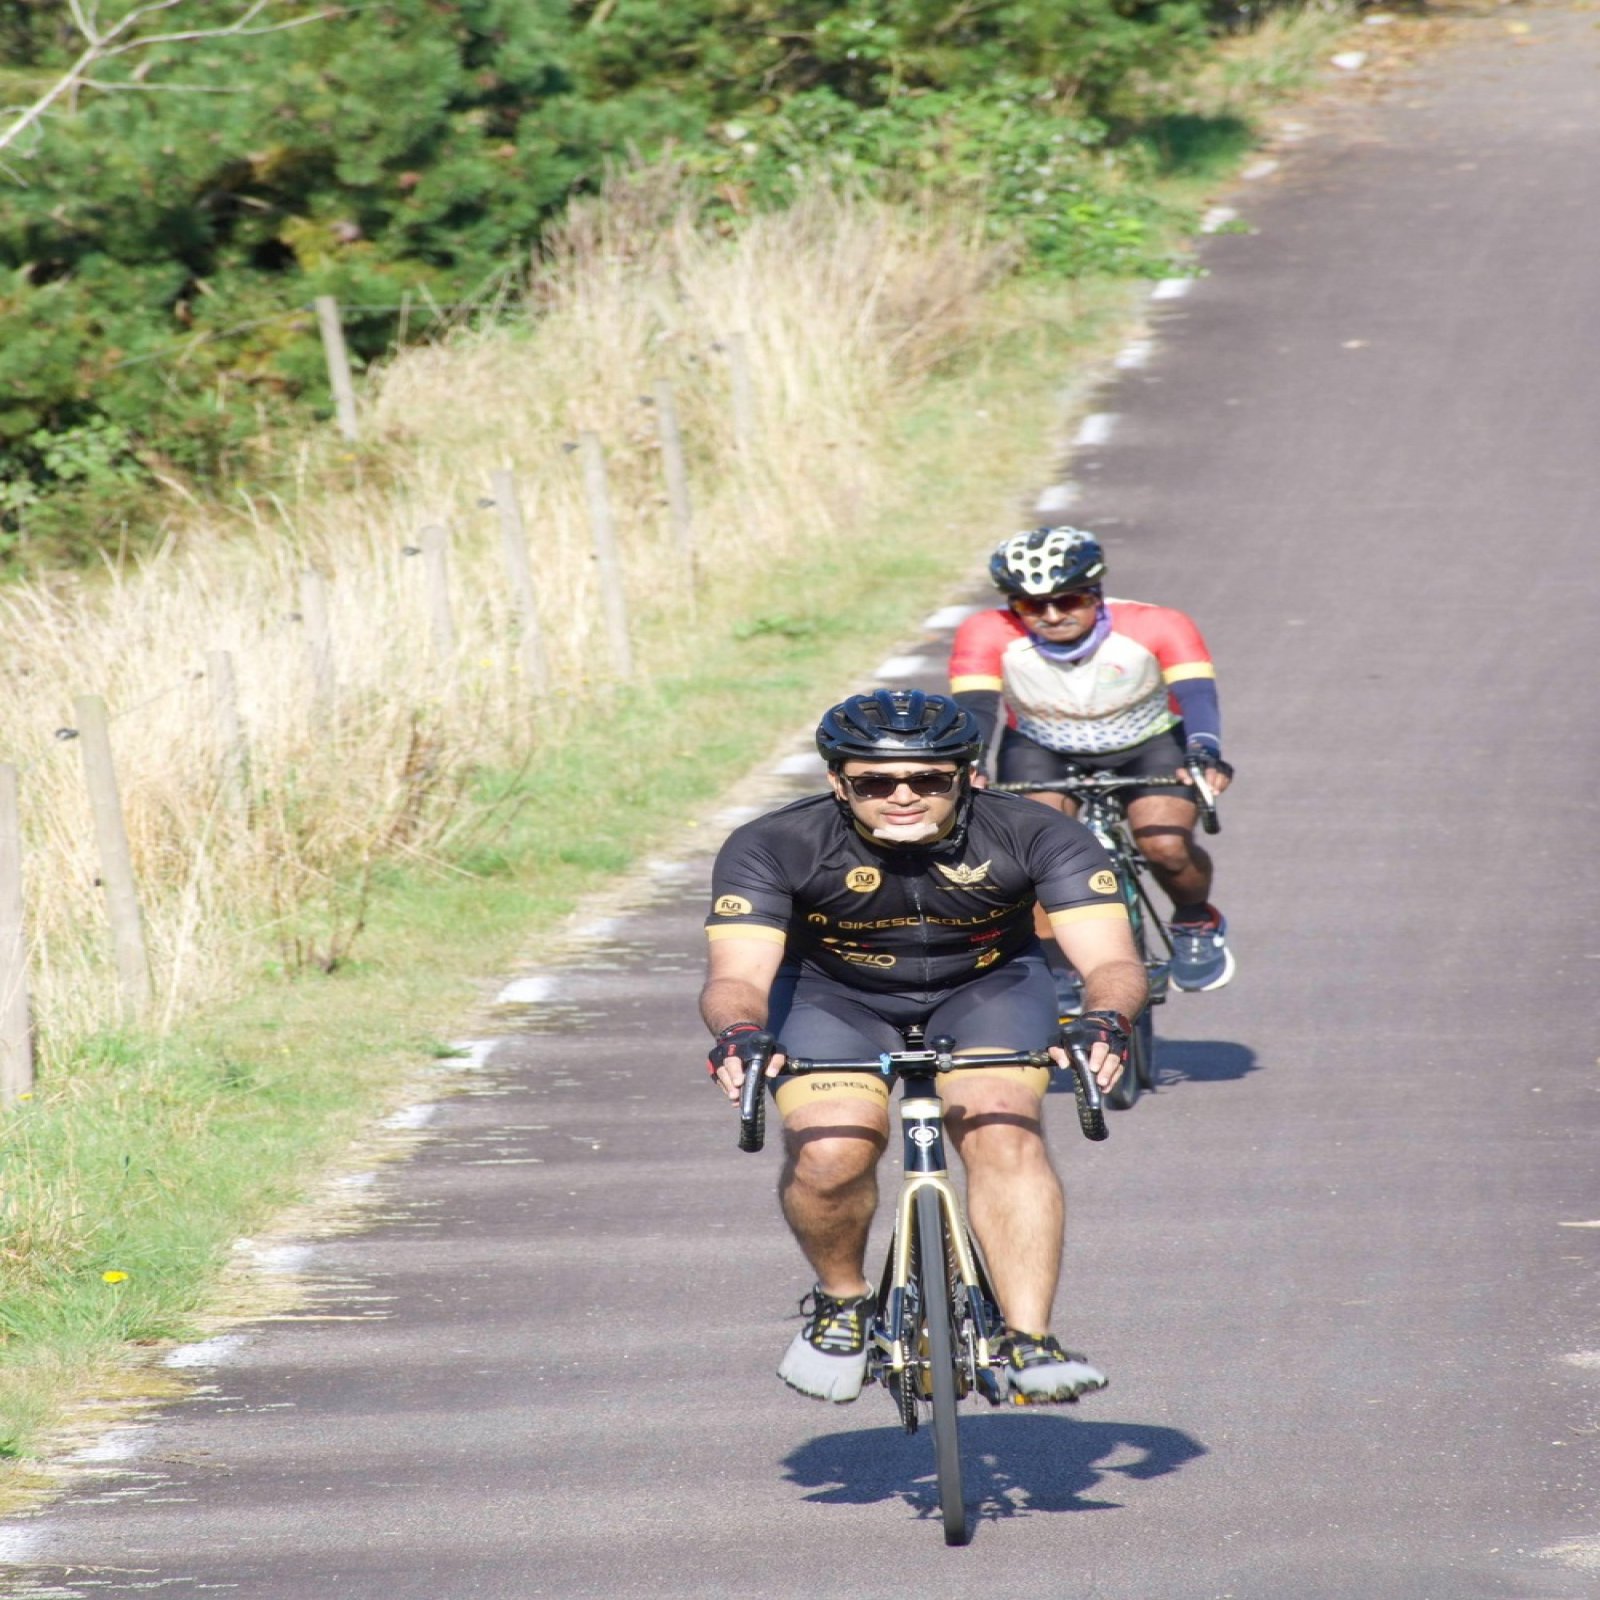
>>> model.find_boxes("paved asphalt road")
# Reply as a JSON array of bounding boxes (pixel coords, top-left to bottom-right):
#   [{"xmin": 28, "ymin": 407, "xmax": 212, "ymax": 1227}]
[{"xmin": 4, "ymin": 8, "xmax": 1598, "ymax": 1597}]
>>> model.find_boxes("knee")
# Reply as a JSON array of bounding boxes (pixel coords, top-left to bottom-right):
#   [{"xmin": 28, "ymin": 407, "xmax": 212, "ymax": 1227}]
[
  {"xmin": 786, "ymin": 1132, "xmax": 881, "ymax": 1195},
  {"xmin": 949, "ymin": 1111, "xmax": 1046, "ymax": 1171},
  {"xmin": 1136, "ymin": 832, "xmax": 1193, "ymax": 874}
]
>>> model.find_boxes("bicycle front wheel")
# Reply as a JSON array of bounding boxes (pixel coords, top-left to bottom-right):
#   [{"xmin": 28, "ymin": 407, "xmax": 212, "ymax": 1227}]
[
  {"xmin": 1107, "ymin": 874, "xmax": 1156, "ymax": 1108},
  {"xmin": 915, "ymin": 1186, "xmax": 970, "ymax": 1547}
]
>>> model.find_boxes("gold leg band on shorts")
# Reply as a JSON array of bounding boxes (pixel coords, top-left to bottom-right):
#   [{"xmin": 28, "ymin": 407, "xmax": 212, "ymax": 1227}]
[{"xmin": 774, "ymin": 1072, "xmax": 891, "ymax": 1120}]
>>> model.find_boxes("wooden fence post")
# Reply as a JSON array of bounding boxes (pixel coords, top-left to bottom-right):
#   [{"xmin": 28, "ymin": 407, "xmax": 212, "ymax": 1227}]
[
  {"xmin": 299, "ymin": 569, "xmax": 336, "ymax": 719},
  {"xmin": 314, "ymin": 295, "xmax": 361, "ymax": 443},
  {"xmin": 0, "ymin": 763, "xmax": 32, "ymax": 1106},
  {"xmin": 652, "ymin": 378, "xmax": 697, "ymax": 598},
  {"xmin": 419, "ymin": 524, "xmax": 459, "ymax": 704},
  {"xmin": 73, "ymin": 694, "xmax": 152, "ymax": 1021},
  {"xmin": 206, "ymin": 649, "xmax": 249, "ymax": 820},
  {"xmin": 490, "ymin": 469, "xmax": 551, "ymax": 698},
  {"xmin": 728, "ymin": 332, "xmax": 756, "ymax": 456},
  {"xmin": 578, "ymin": 432, "xmax": 635, "ymax": 678}
]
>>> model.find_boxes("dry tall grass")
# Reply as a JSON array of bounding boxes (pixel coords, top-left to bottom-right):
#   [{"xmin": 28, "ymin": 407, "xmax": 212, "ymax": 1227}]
[{"xmin": 0, "ymin": 175, "xmax": 1007, "ymax": 1061}]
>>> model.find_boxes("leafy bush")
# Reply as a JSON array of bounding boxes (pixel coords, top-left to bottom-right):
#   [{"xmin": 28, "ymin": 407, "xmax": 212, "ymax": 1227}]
[{"xmin": 0, "ymin": 0, "xmax": 1236, "ymax": 566}]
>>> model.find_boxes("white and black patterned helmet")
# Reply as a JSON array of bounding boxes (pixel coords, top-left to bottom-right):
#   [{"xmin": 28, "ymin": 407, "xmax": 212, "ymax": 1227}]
[
  {"xmin": 816, "ymin": 690, "xmax": 983, "ymax": 767},
  {"xmin": 989, "ymin": 527, "xmax": 1106, "ymax": 598}
]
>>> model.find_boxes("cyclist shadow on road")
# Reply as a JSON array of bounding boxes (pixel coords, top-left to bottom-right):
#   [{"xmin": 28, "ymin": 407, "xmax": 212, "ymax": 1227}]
[
  {"xmin": 782, "ymin": 1414, "xmax": 1207, "ymax": 1525},
  {"xmin": 1042, "ymin": 1036, "xmax": 1256, "ymax": 1097}
]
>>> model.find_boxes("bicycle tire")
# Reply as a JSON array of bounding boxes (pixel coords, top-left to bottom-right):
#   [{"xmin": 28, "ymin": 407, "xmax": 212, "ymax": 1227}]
[
  {"xmin": 1104, "ymin": 1040, "xmax": 1142, "ymax": 1110},
  {"xmin": 915, "ymin": 1186, "xmax": 970, "ymax": 1546},
  {"xmin": 1132, "ymin": 1004, "xmax": 1156, "ymax": 1090},
  {"xmin": 1107, "ymin": 864, "xmax": 1158, "ymax": 1113}
]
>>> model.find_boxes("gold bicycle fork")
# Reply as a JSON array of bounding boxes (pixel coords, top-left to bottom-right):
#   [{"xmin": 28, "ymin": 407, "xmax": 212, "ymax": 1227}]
[{"xmin": 873, "ymin": 1097, "xmax": 1003, "ymax": 1401}]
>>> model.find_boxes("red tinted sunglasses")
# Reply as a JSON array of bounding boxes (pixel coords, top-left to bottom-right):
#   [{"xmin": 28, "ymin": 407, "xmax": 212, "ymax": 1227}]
[{"xmin": 1013, "ymin": 589, "xmax": 1100, "ymax": 614}]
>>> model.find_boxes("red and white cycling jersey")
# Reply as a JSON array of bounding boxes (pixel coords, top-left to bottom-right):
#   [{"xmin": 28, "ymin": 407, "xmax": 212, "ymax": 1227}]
[{"xmin": 948, "ymin": 599, "xmax": 1215, "ymax": 755}]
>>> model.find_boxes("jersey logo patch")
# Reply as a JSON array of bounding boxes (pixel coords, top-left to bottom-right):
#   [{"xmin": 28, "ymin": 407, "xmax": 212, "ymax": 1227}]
[
  {"xmin": 936, "ymin": 859, "xmax": 992, "ymax": 888},
  {"xmin": 974, "ymin": 948, "xmax": 1002, "ymax": 969},
  {"xmin": 713, "ymin": 894, "xmax": 753, "ymax": 916},
  {"xmin": 840, "ymin": 950, "xmax": 896, "ymax": 968},
  {"xmin": 807, "ymin": 912, "xmax": 829, "ymax": 925},
  {"xmin": 844, "ymin": 866, "xmax": 882, "ymax": 894},
  {"xmin": 1089, "ymin": 870, "xmax": 1119, "ymax": 895}
]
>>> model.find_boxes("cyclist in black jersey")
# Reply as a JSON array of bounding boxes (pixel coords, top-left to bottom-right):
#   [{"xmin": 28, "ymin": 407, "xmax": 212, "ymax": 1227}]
[{"xmin": 701, "ymin": 690, "xmax": 1148, "ymax": 1406}]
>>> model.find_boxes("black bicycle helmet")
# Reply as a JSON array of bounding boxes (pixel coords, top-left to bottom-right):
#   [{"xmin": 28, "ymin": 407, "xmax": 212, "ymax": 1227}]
[
  {"xmin": 815, "ymin": 690, "xmax": 984, "ymax": 767},
  {"xmin": 989, "ymin": 526, "xmax": 1106, "ymax": 598}
]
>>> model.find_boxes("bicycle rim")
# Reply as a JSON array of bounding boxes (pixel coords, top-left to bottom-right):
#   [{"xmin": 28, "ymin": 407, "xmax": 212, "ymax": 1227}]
[{"xmin": 915, "ymin": 1186, "xmax": 969, "ymax": 1546}]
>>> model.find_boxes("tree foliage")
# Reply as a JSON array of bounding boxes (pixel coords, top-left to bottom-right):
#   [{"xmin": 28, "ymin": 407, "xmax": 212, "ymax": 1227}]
[{"xmin": 0, "ymin": 0, "xmax": 1233, "ymax": 565}]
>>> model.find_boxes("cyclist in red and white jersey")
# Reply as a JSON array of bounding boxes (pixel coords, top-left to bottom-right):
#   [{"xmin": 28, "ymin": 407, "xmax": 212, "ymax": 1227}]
[{"xmin": 949, "ymin": 526, "xmax": 1235, "ymax": 992}]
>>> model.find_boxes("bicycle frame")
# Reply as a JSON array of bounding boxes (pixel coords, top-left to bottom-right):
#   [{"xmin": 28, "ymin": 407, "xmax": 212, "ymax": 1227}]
[{"xmin": 876, "ymin": 1060, "xmax": 1001, "ymax": 1400}]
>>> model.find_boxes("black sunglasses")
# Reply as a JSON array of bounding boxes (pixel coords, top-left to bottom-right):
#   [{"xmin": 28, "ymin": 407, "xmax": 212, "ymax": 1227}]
[{"xmin": 841, "ymin": 769, "xmax": 960, "ymax": 801}]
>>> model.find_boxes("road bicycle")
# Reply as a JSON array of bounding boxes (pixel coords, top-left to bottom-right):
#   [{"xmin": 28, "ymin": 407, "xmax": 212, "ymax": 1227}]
[
  {"xmin": 736, "ymin": 1029, "xmax": 1107, "ymax": 1546},
  {"xmin": 995, "ymin": 763, "xmax": 1219, "ymax": 1111}
]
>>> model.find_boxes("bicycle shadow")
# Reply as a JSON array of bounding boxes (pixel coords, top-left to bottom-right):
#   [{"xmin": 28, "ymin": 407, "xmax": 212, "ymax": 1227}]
[
  {"xmin": 781, "ymin": 1413, "xmax": 1207, "ymax": 1527},
  {"xmin": 1150, "ymin": 1037, "xmax": 1258, "ymax": 1086}
]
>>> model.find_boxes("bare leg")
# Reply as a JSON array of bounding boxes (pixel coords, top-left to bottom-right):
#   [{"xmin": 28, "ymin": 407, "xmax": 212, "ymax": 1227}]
[
  {"xmin": 779, "ymin": 1100, "xmax": 887, "ymax": 1299},
  {"xmin": 943, "ymin": 1080, "xmax": 1063, "ymax": 1334},
  {"xmin": 1126, "ymin": 792, "xmax": 1211, "ymax": 911}
]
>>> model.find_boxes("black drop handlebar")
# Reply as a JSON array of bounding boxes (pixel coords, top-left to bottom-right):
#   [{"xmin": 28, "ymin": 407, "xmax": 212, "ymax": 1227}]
[
  {"xmin": 992, "ymin": 758, "xmax": 1221, "ymax": 834},
  {"xmin": 736, "ymin": 1034, "xmax": 1109, "ymax": 1153}
]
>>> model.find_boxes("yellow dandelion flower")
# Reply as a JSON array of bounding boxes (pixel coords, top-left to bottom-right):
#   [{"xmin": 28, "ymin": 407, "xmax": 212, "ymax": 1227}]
[{"xmin": 102, "ymin": 1270, "xmax": 129, "ymax": 1284}]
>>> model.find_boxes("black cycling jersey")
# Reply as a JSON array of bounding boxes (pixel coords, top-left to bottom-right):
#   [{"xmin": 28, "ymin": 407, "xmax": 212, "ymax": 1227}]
[{"xmin": 705, "ymin": 788, "xmax": 1125, "ymax": 996}]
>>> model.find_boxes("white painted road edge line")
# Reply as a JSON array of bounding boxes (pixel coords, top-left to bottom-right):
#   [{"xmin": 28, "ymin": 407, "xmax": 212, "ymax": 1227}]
[
  {"xmin": 496, "ymin": 975, "xmax": 561, "ymax": 1005},
  {"xmin": 1074, "ymin": 413, "xmax": 1117, "ymax": 447},
  {"xmin": 774, "ymin": 751, "xmax": 825, "ymax": 776},
  {"xmin": 1151, "ymin": 278, "xmax": 1193, "ymax": 301},
  {"xmin": 437, "ymin": 1037, "xmax": 501, "ymax": 1072},
  {"xmin": 1241, "ymin": 157, "xmax": 1279, "ymax": 180},
  {"xmin": 1115, "ymin": 341, "xmax": 1153, "ymax": 370},
  {"xmin": 922, "ymin": 604, "xmax": 979, "ymax": 630},
  {"xmin": 383, "ymin": 1103, "xmax": 439, "ymax": 1131},
  {"xmin": 710, "ymin": 804, "xmax": 763, "ymax": 828},
  {"xmin": 874, "ymin": 654, "xmax": 936, "ymax": 678},
  {"xmin": 163, "ymin": 1333, "xmax": 252, "ymax": 1369},
  {"xmin": 1201, "ymin": 206, "xmax": 1238, "ymax": 233},
  {"xmin": 1035, "ymin": 483, "xmax": 1078, "ymax": 514},
  {"xmin": 66, "ymin": 1426, "xmax": 150, "ymax": 1465}
]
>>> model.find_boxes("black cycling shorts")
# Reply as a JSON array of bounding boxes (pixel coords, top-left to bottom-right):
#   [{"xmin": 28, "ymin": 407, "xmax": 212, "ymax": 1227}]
[
  {"xmin": 766, "ymin": 951, "xmax": 1057, "ymax": 1118},
  {"xmin": 997, "ymin": 725, "xmax": 1193, "ymax": 809}
]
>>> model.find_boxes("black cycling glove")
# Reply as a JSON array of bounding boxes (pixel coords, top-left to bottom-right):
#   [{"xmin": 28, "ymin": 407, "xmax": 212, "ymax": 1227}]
[
  {"xmin": 1061, "ymin": 1010, "xmax": 1133, "ymax": 1060},
  {"xmin": 706, "ymin": 1022, "xmax": 772, "ymax": 1079},
  {"xmin": 1184, "ymin": 740, "xmax": 1234, "ymax": 782}
]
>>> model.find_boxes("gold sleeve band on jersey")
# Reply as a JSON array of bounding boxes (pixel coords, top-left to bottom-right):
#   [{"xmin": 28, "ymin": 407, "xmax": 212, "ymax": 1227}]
[
  {"xmin": 1161, "ymin": 661, "xmax": 1216, "ymax": 683},
  {"xmin": 949, "ymin": 672, "xmax": 1004, "ymax": 693},
  {"xmin": 1046, "ymin": 903, "xmax": 1130, "ymax": 927},
  {"xmin": 705, "ymin": 924, "xmax": 788, "ymax": 944}
]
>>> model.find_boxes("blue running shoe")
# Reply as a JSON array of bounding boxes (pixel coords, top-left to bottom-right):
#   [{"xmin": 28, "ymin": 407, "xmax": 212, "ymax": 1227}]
[{"xmin": 1169, "ymin": 906, "xmax": 1235, "ymax": 991}]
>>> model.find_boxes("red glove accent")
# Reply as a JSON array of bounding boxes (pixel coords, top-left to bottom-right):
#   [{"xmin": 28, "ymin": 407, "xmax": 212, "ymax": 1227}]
[{"xmin": 707, "ymin": 1022, "xmax": 763, "ymax": 1077}]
